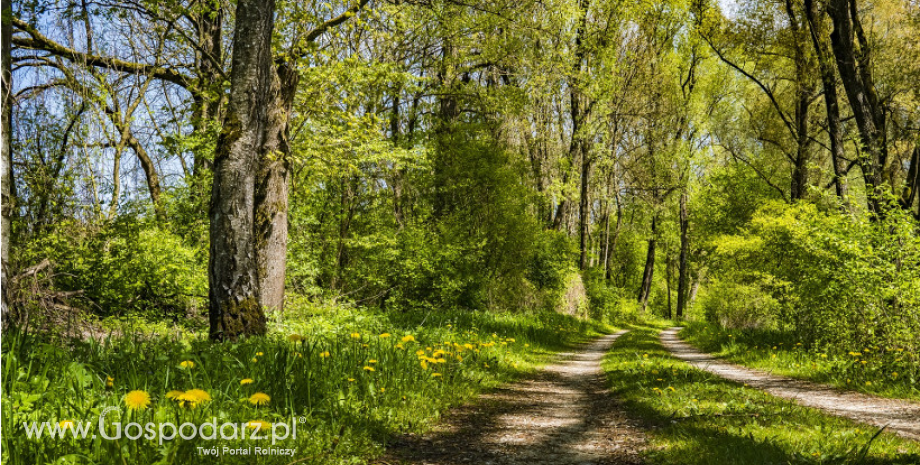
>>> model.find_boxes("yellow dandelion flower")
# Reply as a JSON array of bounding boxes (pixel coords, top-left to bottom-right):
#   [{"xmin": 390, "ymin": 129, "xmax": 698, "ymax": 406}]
[
  {"xmin": 256, "ymin": 352, "xmax": 264, "ymax": 357},
  {"xmin": 380, "ymin": 387, "xmax": 386, "ymax": 392},
  {"xmin": 651, "ymin": 370, "xmax": 659, "ymax": 375},
  {"xmin": 432, "ymin": 373, "xmax": 442, "ymax": 377},
  {"xmin": 252, "ymin": 358, "xmax": 258, "ymax": 363},
  {"xmin": 241, "ymin": 378, "xmax": 254, "ymax": 385},
  {"xmin": 351, "ymin": 332, "xmax": 361, "ymax": 339},
  {"xmin": 363, "ymin": 366, "xmax": 375, "ymax": 372},
  {"xmin": 347, "ymin": 378, "xmax": 355, "ymax": 382},
  {"xmin": 396, "ymin": 343, "xmax": 405, "ymax": 349},
  {"xmin": 166, "ymin": 390, "xmax": 185, "ymax": 400},
  {"xmin": 892, "ymin": 372, "xmax": 899, "ymax": 378},
  {"xmin": 866, "ymin": 381, "xmax": 872, "ymax": 386},
  {"xmin": 420, "ymin": 360, "xmax": 428, "ymax": 370},
  {"xmin": 59, "ymin": 420, "xmax": 75, "ymax": 430},
  {"xmin": 180, "ymin": 360, "xmax": 195, "ymax": 369},
  {"xmin": 368, "ymin": 359, "xmax": 378, "ymax": 364},
  {"xmin": 246, "ymin": 420, "xmax": 271, "ymax": 430},
  {"xmin": 506, "ymin": 338, "xmax": 515, "ymax": 342},
  {"xmin": 248, "ymin": 392, "xmax": 271, "ymax": 406},
  {"xmin": 288, "ymin": 334, "xmax": 303, "ymax": 342},
  {"xmin": 320, "ymin": 351, "xmax": 331, "ymax": 358},
  {"xmin": 185, "ymin": 389, "xmax": 212, "ymax": 403},
  {"xmin": 379, "ymin": 333, "xmax": 391, "ymax": 338},
  {"xmin": 435, "ymin": 358, "xmax": 446, "ymax": 364},
  {"xmin": 401, "ymin": 335, "xmax": 416, "ymax": 343},
  {"xmin": 106, "ymin": 376, "xmax": 114, "ymax": 388},
  {"xmin": 464, "ymin": 343, "xmax": 474, "ymax": 350},
  {"xmin": 124, "ymin": 390, "xmax": 151, "ymax": 411}
]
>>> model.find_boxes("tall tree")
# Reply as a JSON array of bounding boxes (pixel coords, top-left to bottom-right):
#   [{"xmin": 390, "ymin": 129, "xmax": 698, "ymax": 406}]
[
  {"xmin": 207, "ymin": 0, "xmax": 277, "ymax": 340},
  {"xmin": 1, "ymin": 1, "xmax": 12, "ymax": 321}
]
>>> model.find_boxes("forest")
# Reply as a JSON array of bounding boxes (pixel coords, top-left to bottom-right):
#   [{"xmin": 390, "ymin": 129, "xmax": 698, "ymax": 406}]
[{"xmin": 1, "ymin": 0, "xmax": 919, "ymax": 463}]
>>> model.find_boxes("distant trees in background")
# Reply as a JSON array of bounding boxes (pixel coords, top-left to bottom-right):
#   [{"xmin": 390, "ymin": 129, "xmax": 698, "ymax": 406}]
[{"xmin": 2, "ymin": 0, "xmax": 919, "ymax": 348}]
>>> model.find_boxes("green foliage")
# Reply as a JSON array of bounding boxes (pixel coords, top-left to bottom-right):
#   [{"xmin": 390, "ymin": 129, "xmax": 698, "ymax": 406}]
[
  {"xmin": 18, "ymin": 218, "xmax": 207, "ymax": 319},
  {"xmin": 702, "ymin": 201, "xmax": 920, "ymax": 363},
  {"xmin": 698, "ymin": 279, "xmax": 779, "ymax": 329}
]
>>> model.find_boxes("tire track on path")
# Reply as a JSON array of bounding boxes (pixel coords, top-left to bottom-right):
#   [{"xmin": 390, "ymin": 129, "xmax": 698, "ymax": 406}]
[
  {"xmin": 661, "ymin": 327, "xmax": 920, "ymax": 441},
  {"xmin": 381, "ymin": 330, "xmax": 647, "ymax": 465}
]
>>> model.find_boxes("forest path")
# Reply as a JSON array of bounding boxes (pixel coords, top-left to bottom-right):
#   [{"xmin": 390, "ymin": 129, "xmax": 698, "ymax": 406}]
[
  {"xmin": 661, "ymin": 327, "xmax": 920, "ymax": 441},
  {"xmin": 380, "ymin": 331, "xmax": 647, "ymax": 465}
]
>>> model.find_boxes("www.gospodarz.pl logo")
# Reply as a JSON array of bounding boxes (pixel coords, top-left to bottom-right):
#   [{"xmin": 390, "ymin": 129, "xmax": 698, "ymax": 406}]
[{"xmin": 22, "ymin": 407, "xmax": 300, "ymax": 446}]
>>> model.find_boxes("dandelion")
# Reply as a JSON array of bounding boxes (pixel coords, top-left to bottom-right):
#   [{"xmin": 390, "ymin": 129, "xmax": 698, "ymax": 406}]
[
  {"xmin": 432, "ymin": 373, "xmax": 442, "ymax": 377},
  {"xmin": 821, "ymin": 354, "xmax": 828, "ymax": 358},
  {"xmin": 396, "ymin": 343, "xmax": 405, "ymax": 349},
  {"xmin": 368, "ymin": 359, "xmax": 378, "ymax": 364},
  {"xmin": 892, "ymin": 372, "xmax": 899, "ymax": 378},
  {"xmin": 288, "ymin": 334, "xmax": 303, "ymax": 342},
  {"xmin": 320, "ymin": 351, "xmax": 331, "ymax": 358},
  {"xmin": 59, "ymin": 420, "xmax": 75, "ymax": 430},
  {"xmin": 246, "ymin": 420, "xmax": 271, "ymax": 430},
  {"xmin": 252, "ymin": 358, "xmax": 258, "ymax": 363},
  {"xmin": 363, "ymin": 366, "xmax": 375, "ymax": 372},
  {"xmin": 380, "ymin": 387, "xmax": 386, "ymax": 392},
  {"xmin": 241, "ymin": 378, "xmax": 254, "ymax": 385},
  {"xmin": 866, "ymin": 381, "xmax": 872, "ymax": 386},
  {"xmin": 106, "ymin": 376, "xmax": 114, "ymax": 388},
  {"xmin": 347, "ymin": 378, "xmax": 355, "ymax": 382},
  {"xmin": 166, "ymin": 390, "xmax": 185, "ymax": 400},
  {"xmin": 506, "ymin": 338, "xmax": 515, "ymax": 342},
  {"xmin": 668, "ymin": 386, "xmax": 676, "ymax": 392},
  {"xmin": 379, "ymin": 333, "xmax": 391, "ymax": 338},
  {"xmin": 180, "ymin": 360, "xmax": 195, "ymax": 369},
  {"xmin": 351, "ymin": 332, "xmax": 361, "ymax": 339},
  {"xmin": 256, "ymin": 352, "xmax": 264, "ymax": 357},
  {"xmin": 420, "ymin": 360, "xmax": 428, "ymax": 370},
  {"xmin": 175, "ymin": 389, "xmax": 212, "ymax": 409},
  {"xmin": 124, "ymin": 390, "xmax": 151, "ymax": 411},
  {"xmin": 524, "ymin": 343, "xmax": 530, "ymax": 347},
  {"xmin": 401, "ymin": 335, "xmax": 416, "ymax": 343},
  {"xmin": 651, "ymin": 370, "xmax": 659, "ymax": 375},
  {"xmin": 248, "ymin": 392, "xmax": 271, "ymax": 406},
  {"xmin": 464, "ymin": 343, "xmax": 474, "ymax": 350},
  {"xmin": 861, "ymin": 360, "xmax": 868, "ymax": 365}
]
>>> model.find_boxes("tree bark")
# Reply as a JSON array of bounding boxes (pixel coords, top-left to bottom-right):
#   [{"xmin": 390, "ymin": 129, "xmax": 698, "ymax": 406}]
[
  {"xmin": 637, "ymin": 215, "xmax": 657, "ymax": 313},
  {"xmin": 827, "ymin": 0, "xmax": 887, "ymax": 214},
  {"xmin": 578, "ymin": 148, "xmax": 592, "ymax": 269},
  {"xmin": 208, "ymin": 0, "xmax": 276, "ymax": 340},
  {"xmin": 804, "ymin": 0, "xmax": 850, "ymax": 204},
  {"xmin": 2, "ymin": 6, "xmax": 13, "ymax": 321},
  {"xmin": 676, "ymin": 190, "xmax": 689, "ymax": 319},
  {"xmin": 254, "ymin": 64, "xmax": 298, "ymax": 313}
]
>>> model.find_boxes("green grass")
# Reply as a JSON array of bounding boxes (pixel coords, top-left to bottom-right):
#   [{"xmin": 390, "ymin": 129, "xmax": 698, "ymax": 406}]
[
  {"xmin": 679, "ymin": 322, "xmax": 920, "ymax": 401},
  {"xmin": 602, "ymin": 324, "xmax": 920, "ymax": 465},
  {"xmin": 2, "ymin": 302, "xmax": 613, "ymax": 464}
]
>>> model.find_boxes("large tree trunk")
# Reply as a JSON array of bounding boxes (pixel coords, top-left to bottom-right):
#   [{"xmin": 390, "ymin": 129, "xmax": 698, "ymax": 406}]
[
  {"xmin": 676, "ymin": 190, "xmax": 689, "ymax": 319},
  {"xmin": 253, "ymin": 64, "xmax": 298, "ymax": 313},
  {"xmin": 827, "ymin": 0, "xmax": 887, "ymax": 214},
  {"xmin": 637, "ymin": 215, "xmax": 657, "ymax": 313},
  {"xmin": 2, "ymin": 6, "xmax": 12, "ymax": 321},
  {"xmin": 208, "ymin": 0, "xmax": 276, "ymax": 340},
  {"xmin": 804, "ymin": 0, "xmax": 849, "ymax": 204}
]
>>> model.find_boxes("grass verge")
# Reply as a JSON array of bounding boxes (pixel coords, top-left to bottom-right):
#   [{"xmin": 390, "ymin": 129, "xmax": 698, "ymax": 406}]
[
  {"xmin": 602, "ymin": 324, "xmax": 920, "ymax": 464},
  {"xmin": 679, "ymin": 322, "xmax": 920, "ymax": 401},
  {"xmin": 2, "ymin": 303, "xmax": 612, "ymax": 464}
]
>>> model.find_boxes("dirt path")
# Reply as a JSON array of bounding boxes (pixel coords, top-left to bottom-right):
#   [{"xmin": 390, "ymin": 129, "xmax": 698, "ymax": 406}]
[
  {"xmin": 661, "ymin": 327, "xmax": 920, "ymax": 441},
  {"xmin": 380, "ymin": 331, "xmax": 647, "ymax": 465}
]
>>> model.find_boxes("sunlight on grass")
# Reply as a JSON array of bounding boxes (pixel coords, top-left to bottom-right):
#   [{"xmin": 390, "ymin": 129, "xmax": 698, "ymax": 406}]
[{"xmin": 603, "ymin": 325, "xmax": 920, "ymax": 465}]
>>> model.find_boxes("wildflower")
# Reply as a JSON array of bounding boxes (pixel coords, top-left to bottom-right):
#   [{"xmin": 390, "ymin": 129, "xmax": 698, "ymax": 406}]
[
  {"xmin": 363, "ymin": 366, "xmax": 375, "ymax": 372},
  {"xmin": 320, "ymin": 351, "xmax": 331, "ymax": 358},
  {"xmin": 401, "ymin": 335, "xmax": 416, "ymax": 343},
  {"xmin": 820, "ymin": 354, "xmax": 827, "ymax": 358},
  {"xmin": 668, "ymin": 386, "xmax": 676, "ymax": 392},
  {"xmin": 347, "ymin": 378, "xmax": 355, "ymax": 382},
  {"xmin": 166, "ymin": 390, "xmax": 185, "ymax": 400},
  {"xmin": 420, "ymin": 360, "xmax": 428, "ymax": 370},
  {"xmin": 288, "ymin": 334, "xmax": 303, "ymax": 342},
  {"xmin": 432, "ymin": 373, "xmax": 442, "ymax": 377},
  {"xmin": 246, "ymin": 420, "xmax": 271, "ymax": 430},
  {"xmin": 464, "ymin": 344, "xmax": 474, "ymax": 350},
  {"xmin": 256, "ymin": 352, "xmax": 264, "ymax": 357},
  {"xmin": 368, "ymin": 359, "xmax": 378, "ymax": 364},
  {"xmin": 892, "ymin": 372, "xmax": 899, "ymax": 378},
  {"xmin": 380, "ymin": 387, "xmax": 386, "ymax": 392},
  {"xmin": 506, "ymin": 338, "xmax": 515, "ymax": 342},
  {"xmin": 416, "ymin": 349, "xmax": 426, "ymax": 356},
  {"xmin": 396, "ymin": 343, "xmax": 405, "ymax": 349},
  {"xmin": 252, "ymin": 358, "xmax": 258, "ymax": 363},
  {"xmin": 379, "ymin": 333, "xmax": 391, "ymax": 338},
  {"xmin": 351, "ymin": 333, "xmax": 361, "ymax": 339},
  {"xmin": 525, "ymin": 343, "xmax": 530, "ymax": 347},
  {"xmin": 248, "ymin": 392, "xmax": 271, "ymax": 406},
  {"xmin": 176, "ymin": 389, "xmax": 212, "ymax": 409},
  {"xmin": 651, "ymin": 370, "xmax": 659, "ymax": 375},
  {"xmin": 59, "ymin": 420, "xmax": 75, "ymax": 430},
  {"xmin": 849, "ymin": 352, "xmax": 862, "ymax": 357},
  {"xmin": 241, "ymin": 378, "xmax": 254, "ymax": 385},
  {"xmin": 185, "ymin": 389, "xmax": 212, "ymax": 403},
  {"xmin": 866, "ymin": 381, "xmax": 872, "ymax": 386},
  {"xmin": 180, "ymin": 360, "xmax": 195, "ymax": 369},
  {"xmin": 124, "ymin": 390, "xmax": 151, "ymax": 411},
  {"xmin": 861, "ymin": 360, "xmax": 867, "ymax": 365},
  {"xmin": 106, "ymin": 377, "xmax": 114, "ymax": 388}
]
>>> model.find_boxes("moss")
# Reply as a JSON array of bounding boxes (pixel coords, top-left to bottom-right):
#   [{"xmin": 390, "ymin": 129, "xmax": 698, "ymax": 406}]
[{"xmin": 213, "ymin": 295, "xmax": 266, "ymax": 340}]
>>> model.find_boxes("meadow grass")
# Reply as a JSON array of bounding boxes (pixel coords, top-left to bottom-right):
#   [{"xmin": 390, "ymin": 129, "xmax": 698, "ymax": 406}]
[
  {"xmin": 679, "ymin": 322, "xmax": 920, "ymax": 401},
  {"xmin": 2, "ymin": 302, "xmax": 612, "ymax": 464},
  {"xmin": 602, "ymin": 324, "xmax": 920, "ymax": 465}
]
